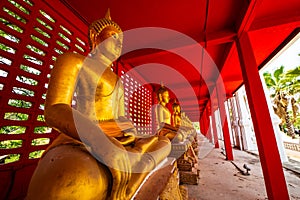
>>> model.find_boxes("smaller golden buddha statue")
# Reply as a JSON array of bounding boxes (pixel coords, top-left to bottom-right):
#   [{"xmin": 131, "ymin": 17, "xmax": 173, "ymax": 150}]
[
  {"xmin": 172, "ymin": 100, "xmax": 182, "ymax": 128},
  {"xmin": 171, "ymin": 101, "xmax": 198, "ymax": 164},
  {"xmin": 155, "ymin": 85, "xmax": 185, "ymax": 142}
]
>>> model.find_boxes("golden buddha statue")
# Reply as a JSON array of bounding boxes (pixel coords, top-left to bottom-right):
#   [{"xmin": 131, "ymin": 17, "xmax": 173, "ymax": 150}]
[
  {"xmin": 26, "ymin": 10, "xmax": 171, "ymax": 200},
  {"xmin": 155, "ymin": 85, "xmax": 185, "ymax": 142},
  {"xmin": 172, "ymin": 100, "xmax": 182, "ymax": 128}
]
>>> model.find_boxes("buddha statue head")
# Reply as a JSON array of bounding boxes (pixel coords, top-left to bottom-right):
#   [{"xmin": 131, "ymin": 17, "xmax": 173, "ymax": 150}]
[
  {"xmin": 172, "ymin": 100, "xmax": 181, "ymax": 114},
  {"xmin": 156, "ymin": 84, "xmax": 170, "ymax": 106},
  {"xmin": 88, "ymin": 9, "xmax": 123, "ymax": 60}
]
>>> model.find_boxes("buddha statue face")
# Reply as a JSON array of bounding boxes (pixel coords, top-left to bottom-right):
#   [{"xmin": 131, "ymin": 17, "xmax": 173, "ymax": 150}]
[
  {"xmin": 156, "ymin": 85, "xmax": 170, "ymax": 105},
  {"xmin": 96, "ymin": 26, "xmax": 123, "ymax": 61},
  {"xmin": 160, "ymin": 90, "xmax": 170, "ymax": 104},
  {"xmin": 173, "ymin": 104, "xmax": 181, "ymax": 114}
]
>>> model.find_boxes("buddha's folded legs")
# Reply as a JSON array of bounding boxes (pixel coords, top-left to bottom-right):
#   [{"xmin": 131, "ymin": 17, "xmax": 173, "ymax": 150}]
[
  {"xmin": 26, "ymin": 145, "xmax": 110, "ymax": 200},
  {"xmin": 27, "ymin": 134, "xmax": 171, "ymax": 200}
]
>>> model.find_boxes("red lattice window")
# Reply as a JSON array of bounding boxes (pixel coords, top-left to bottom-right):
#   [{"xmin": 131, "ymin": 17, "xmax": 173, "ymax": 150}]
[
  {"xmin": 120, "ymin": 67, "xmax": 153, "ymax": 135},
  {"xmin": 0, "ymin": 0, "xmax": 89, "ymax": 168}
]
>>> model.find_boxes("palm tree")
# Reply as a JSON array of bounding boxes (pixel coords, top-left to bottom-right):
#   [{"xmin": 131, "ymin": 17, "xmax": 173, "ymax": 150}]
[
  {"xmin": 285, "ymin": 66, "xmax": 300, "ymax": 126},
  {"xmin": 263, "ymin": 66, "xmax": 300, "ymax": 138}
]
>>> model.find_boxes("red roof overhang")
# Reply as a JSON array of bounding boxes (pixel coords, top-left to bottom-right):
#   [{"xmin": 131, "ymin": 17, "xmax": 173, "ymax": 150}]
[{"xmin": 53, "ymin": 0, "xmax": 300, "ymax": 121}]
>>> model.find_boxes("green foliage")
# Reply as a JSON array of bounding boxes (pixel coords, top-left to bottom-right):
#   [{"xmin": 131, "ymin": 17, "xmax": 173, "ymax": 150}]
[
  {"xmin": 8, "ymin": 99, "xmax": 32, "ymax": 108},
  {"xmin": 29, "ymin": 150, "xmax": 45, "ymax": 159},
  {"xmin": 20, "ymin": 64, "xmax": 41, "ymax": 75},
  {"xmin": 193, "ymin": 122, "xmax": 200, "ymax": 131},
  {"xmin": 8, "ymin": 0, "xmax": 30, "ymax": 15},
  {"xmin": 0, "ymin": 126, "xmax": 26, "ymax": 134},
  {"xmin": 263, "ymin": 64, "xmax": 300, "ymax": 134},
  {"xmin": 3, "ymin": 7, "xmax": 26, "ymax": 24},
  {"xmin": 30, "ymin": 35, "xmax": 48, "ymax": 47},
  {"xmin": 0, "ymin": 137, "xmax": 23, "ymax": 163},
  {"xmin": 1, "ymin": 154, "xmax": 20, "ymax": 164},
  {"xmin": 36, "ymin": 18, "xmax": 52, "ymax": 30},
  {"xmin": 0, "ymin": 17, "xmax": 23, "ymax": 33},
  {"xmin": 0, "ymin": 29, "xmax": 19, "ymax": 43},
  {"xmin": 4, "ymin": 112, "xmax": 29, "ymax": 121},
  {"xmin": 274, "ymin": 66, "xmax": 284, "ymax": 83},
  {"xmin": 0, "ymin": 140, "xmax": 23, "ymax": 149},
  {"xmin": 284, "ymin": 67, "xmax": 300, "ymax": 95},
  {"xmin": 0, "ymin": 43, "xmax": 15, "ymax": 53},
  {"xmin": 263, "ymin": 72, "xmax": 276, "ymax": 88}
]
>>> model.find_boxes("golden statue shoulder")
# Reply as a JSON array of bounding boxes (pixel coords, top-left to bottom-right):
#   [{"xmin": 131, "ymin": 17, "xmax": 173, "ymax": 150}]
[{"xmin": 54, "ymin": 52, "xmax": 85, "ymax": 71}]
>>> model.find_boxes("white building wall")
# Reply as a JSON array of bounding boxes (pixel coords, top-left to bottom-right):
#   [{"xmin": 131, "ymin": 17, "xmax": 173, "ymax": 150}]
[{"xmin": 235, "ymin": 86, "xmax": 258, "ymax": 152}]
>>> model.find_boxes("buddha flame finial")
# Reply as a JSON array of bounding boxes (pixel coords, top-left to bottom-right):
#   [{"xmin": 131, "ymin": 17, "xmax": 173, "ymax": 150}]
[{"xmin": 105, "ymin": 8, "xmax": 111, "ymax": 20}]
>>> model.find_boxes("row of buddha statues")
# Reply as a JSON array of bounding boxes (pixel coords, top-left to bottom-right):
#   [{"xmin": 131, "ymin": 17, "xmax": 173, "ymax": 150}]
[
  {"xmin": 155, "ymin": 85, "xmax": 196, "ymax": 140},
  {"xmin": 26, "ymin": 10, "xmax": 198, "ymax": 200},
  {"xmin": 155, "ymin": 85, "xmax": 200, "ymax": 186}
]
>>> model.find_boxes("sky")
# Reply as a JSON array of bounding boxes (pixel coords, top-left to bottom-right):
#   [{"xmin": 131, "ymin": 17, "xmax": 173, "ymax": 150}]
[{"xmin": 261, "ymin": 32, "xmax": 300, "ymax": 73}]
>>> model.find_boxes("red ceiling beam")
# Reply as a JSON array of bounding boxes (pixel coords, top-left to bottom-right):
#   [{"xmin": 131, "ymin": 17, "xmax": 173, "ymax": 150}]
[
  {"xmin": 167, "ymin": 80, "xmax": 202, "ymax": 89},
  {"xmin": 215, "ymin": 0, "xmax": 263, "ymax": 97},
  {"xmin": 219, "ymin": 0, "xmax": 263, "ymax": 73},
  {"xmin": 182, "ymin": 104, "xmax": 202, "ymax": 109},
  {"xmin": 236, "ymin": 0, "xmax": 263, "ymax": 36},
  {"xmin": 206, "ymin": 29, "xmax": 236, "ymax": 46},
  {"xmin": 179, "ymin": 96, "xmax": 209, "ymax": 102},
  {"xmin": 251, "ymin": 13, "xmax": 300, "ymax": 31},
  {"xmin": 124, "ymin": 29, "xmax": 238, "ymax": 65}
]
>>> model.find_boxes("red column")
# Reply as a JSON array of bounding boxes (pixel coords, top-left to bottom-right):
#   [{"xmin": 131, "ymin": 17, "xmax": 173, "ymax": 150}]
[
  {"xmin": 216, "ymin": 81, "xmax": 234, "ymax": 160},
  {"xmin": 206, "ymin": 108, "xmax": 213, "ymax": 142},
  {"xmin": 207, "ymin": 118, "xmax": 213, "ymax": 143},
  {"xmin": 236, "ymin": 32, "xmax": 289, "ymax": 200},
  {"xmin": 200, "ymin": 109, "xmax": 208, "ymax": 136},
  {"xmin": 200, "ymin": 114, "xmax": 205, "ymax": 134},
  {"xmin": 211, "ymin": 111, "xmax": 219, "ymax": 148},
  {"xmin": 204, "ymin": 109, "xmax": 210, "ymax": 137},
  {"xmin": 203, "ymin": 111, "xmax": 208, "ymax": 136}
]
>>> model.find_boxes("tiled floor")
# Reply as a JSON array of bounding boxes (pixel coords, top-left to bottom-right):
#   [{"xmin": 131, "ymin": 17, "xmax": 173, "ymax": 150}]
[{"xmin": 185, "ymin": 136, "xmax": 300, "ymax": 200}]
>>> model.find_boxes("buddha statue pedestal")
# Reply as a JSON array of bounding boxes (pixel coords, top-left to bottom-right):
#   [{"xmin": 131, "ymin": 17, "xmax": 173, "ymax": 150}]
[
  {"xmin": 179, "ymin": 167, "xmax": 199, "ymax": 185},
  {"xmin": 133, "ymin": 157, "xmax": 185, "ymax": 200},
  {"xmin": 191, "ymin": 132, "xmax": 199, "ymax": 155},
  {"xmin": 177, "ymin": 156, "xmax": 196, "ymax": 172},
  {"xmin": 170, "ymin": 130, "xmax": 200, "ymax": 185},
  {"xmin": 176, "ymin": 149, "xmax": 200, "ymax": 185}
]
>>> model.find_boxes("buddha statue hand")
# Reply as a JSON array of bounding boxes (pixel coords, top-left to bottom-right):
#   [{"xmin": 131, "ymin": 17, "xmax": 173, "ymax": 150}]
[
  {"xmin": 91, "ymin": 136, "xmax": 131, "ymax": 200},
  {"xmin": 118, "ymin": 131, "xmax": 136, "ymax": 146},
  {"xmin": 172, "ymin": 131, "xmax": 186, "ymax": 143},
  {"xmin": 97, "ymin": 117, "xmax": 137, "ymax": 146},
  {"xmin": 118, "ymin": 116, "xmax": 137, "ymax": 145}
]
